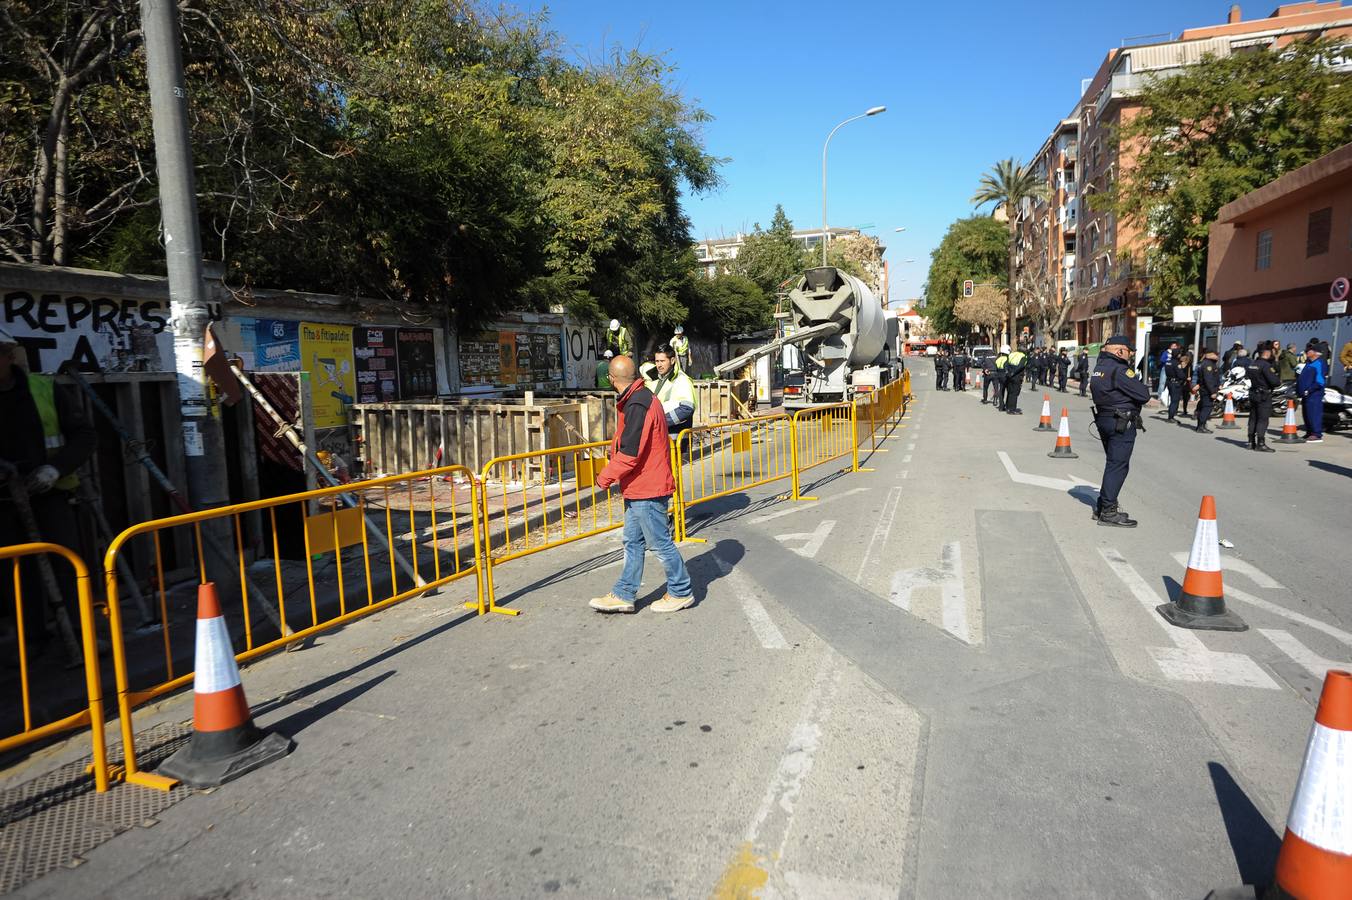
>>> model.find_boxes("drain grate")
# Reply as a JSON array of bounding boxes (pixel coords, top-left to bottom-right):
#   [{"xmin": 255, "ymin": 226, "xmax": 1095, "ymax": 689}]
[{"xmin": 0, "ymin": 722, "xmax": 193, "ymax": 894}]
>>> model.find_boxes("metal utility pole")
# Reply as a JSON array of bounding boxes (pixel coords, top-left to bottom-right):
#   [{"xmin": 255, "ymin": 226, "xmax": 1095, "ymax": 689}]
[
  {"xmin": 821, "ymin": 106, "xmax": 886, "ymax": 267},
  {"xmin": 141, "ymin": 0, "xmax": 227, "ymax": 513}
]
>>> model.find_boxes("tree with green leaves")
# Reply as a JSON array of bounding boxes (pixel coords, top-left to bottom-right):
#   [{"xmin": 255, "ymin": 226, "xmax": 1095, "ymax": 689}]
[
  {"xmin": 1098, "ymin": 37, "xmax": 1352, "ymax": 309},
  {"xmin": 971, "ymin": 158, "xmax": 1047, "ymax": 340},
  {"xmin": 923, "ymin": 216, "xmax": 1008, "ymax": 337},
  {"xmin": 730, "ymin": 205, "xmax": 810, "ymax": 296},
  {"xmin": 687, "ymin": 272, "xmax": 771, "ymax": 339}
]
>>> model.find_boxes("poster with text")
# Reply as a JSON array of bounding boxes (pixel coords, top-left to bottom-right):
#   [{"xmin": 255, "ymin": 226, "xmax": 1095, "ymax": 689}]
[
  {"xmin": 253, "ymin": 319, "xmax": 301, "ymax": 372},
  {"xmin": 299, "ymin": 322, "xmax": 355, "ymax": 427},
  {"xmin": 397, "ymin": 328, "xmax": 437, "ymax": 398},
  {"xmin": 353, "ymin": 326, "xmax": 399, "ymax": 403}
]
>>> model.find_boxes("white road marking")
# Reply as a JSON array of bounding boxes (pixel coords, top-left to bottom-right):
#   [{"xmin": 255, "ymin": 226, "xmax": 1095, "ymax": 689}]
[
  {"xmin": 1099, "ymin": 548, "xmax": 1278, "ymax": 689},
  {"xmin": 854, "ymin": 487, "xmax": 903, "ymax": 583},
  {"xmin": 902, "ymin": 454, "xmax": 913, "ymax": 463},
  {"xmin": 745, "ymin": 650, "xmax": 842, "ymax": 854},
  {"xmin": 889, "ymin": 542, "xmax": 972, "ymax": 644},
  {"xmin": 775, "ymin": 520, "xmax": 836, "ymax": 559},
  {"xmin": 782, "ymin": 872, "xmax": 896, "ymax": 900},
  {"xmin": 1227, "ymin": 585, "xmax": 1352, "ymax": 649},
  {"xmin": 1169, "ymin": 552, "xmax": 1286, "ymax": 590},
  {"xmin": 899, "ymin": 470, "xmax": 909, "ymax": 479},
  {"xmin": 997, "ymin": 450, "xmax": 1098, "ymax": 492},
  {"xmin": 1259, "ymin": 629, "xmax": 1349, "ymax": 679},
  {"xmin": 748, "ymin": 487, "xmax": 868, "ymax": 524},
  {"xmin": 715, "ymin": 556, "xmax": 789, "ymax": 650},
  {"xmin": 905, "ymin": 442, "xmax": 915, "ymax": 451}
]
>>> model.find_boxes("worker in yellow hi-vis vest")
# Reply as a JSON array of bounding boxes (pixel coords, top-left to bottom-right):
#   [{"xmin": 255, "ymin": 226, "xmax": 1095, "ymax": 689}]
[
  {"xmin": 645, "ymin": 343, "xmax": 698, "ymax": 438},
  {"xmin": 606, "ymin": 319, "xmax": 632, "ymax": 358},
  {"xmin": 0, "ymin": 327, "xmax": 97, "ymax": 652},
  {"xmin": 670, "ymin": 325, "xmax": 691, "ymax": 372}
]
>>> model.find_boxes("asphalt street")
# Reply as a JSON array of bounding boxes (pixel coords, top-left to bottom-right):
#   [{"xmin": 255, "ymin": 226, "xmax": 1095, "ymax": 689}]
[{"xmin": 11, "ymin": 364, "xmax": 1352, "ymax": 899}]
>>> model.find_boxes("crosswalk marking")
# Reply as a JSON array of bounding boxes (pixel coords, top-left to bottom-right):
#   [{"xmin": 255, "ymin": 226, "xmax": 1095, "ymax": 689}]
[{"xmin": 1259, "ymin": 629, "xmax": 1349, "ymax": 678}]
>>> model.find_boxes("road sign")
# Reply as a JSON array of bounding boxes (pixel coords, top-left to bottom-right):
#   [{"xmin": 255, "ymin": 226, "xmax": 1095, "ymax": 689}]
[
  {"xmin": 962, "ymin": 280, "xmax": 974, "ymax": 298},
  {"xmin": 1330, "ymin": 300, "xmax": 1348, "ymax": 315},
  {"xmin": 1331, "ymin": 277, "xmax": 1349, "ymax": 302},
  {"xmin": 1171, "ymin": 305, "xmax": 1222, "ymax": 324}
]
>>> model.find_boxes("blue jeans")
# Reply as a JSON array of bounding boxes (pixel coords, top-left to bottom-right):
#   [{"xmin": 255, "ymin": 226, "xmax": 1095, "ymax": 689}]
[{"xmin": 612, "ymin": 496, "xmax": 692, "ymax": 601}]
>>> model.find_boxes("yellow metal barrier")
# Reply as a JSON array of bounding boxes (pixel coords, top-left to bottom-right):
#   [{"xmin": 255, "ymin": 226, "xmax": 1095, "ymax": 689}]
[
  {"xmin": 102, "ymin": 465, "xmax": 482, "ymax": 790},
  {"xmin": 790, "ymin": 402, "xmax": 857, "ymax": 501},
  {"xmin": 478, "ymin": 441, "xmax": 621, "ymax": 615},
  {"xmin": 855, "ymin": 378, "xmax": 908, "ymax": 454},
  {"xmin": 672, "ymin": 413, "xmax": 793, "ymax": 542},
  {"xmin": 0, "ymin": 542, "xmax": 110, "ymax": 792}
]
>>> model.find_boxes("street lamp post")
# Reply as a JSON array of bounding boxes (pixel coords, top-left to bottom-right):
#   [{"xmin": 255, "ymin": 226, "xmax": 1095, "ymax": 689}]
[{"xmin": 821, "ymin": 106, "xmax": 886, "ymax": 266}]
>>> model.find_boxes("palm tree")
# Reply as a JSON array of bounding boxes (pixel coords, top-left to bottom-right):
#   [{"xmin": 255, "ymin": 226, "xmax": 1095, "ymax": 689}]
[{"xmin": 972, "ymin": 159, "xmax": 1047, "ymax": 345}]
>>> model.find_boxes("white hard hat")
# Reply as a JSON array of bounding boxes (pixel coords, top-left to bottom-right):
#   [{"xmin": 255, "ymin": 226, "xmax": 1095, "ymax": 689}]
[
  {"xmin": 674, "ymin": 325, "xmax": 684, "ymax": 334},
  {"xmin": 609, "ymin": 319, "xmax": 620, "ymax": 331},
  {"xmin": 1001, "ymin": 344, "xmax": 1011, "ymax": 353},
  {"xmin": 0, "ymin": 325, "xmax": 17, "ymax": 347},
  {"xmin": 603, "ymin": 349, "xmax": 613, "ymax": 358}
]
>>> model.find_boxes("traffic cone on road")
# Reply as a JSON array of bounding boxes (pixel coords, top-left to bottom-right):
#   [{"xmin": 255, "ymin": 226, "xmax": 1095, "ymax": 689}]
[
  {"xmin": 1271, "ymin": 669, "xmax": 1352, "ymax": 899},
  {"xmin": 158, "ymin": 583, "xmax": 294, "ymax": 788},
  {"xmin": 1035, "ymin": 394, "xmax": 1055, "ymax": 431},
  {"xmin": 1047, "ymin": 408, "xmax": 1078, "ymax": 459},
  {"xmin": 1218, "ymin": 393, "xmax": 1239, "ymax": 429},
  {"xmin": 1278, "ymin": 399, "xmax": 1305, "ymax": 444},
  {"xmin": 1156, "ymin": 496, "xmax": 1247, "ymax": 632}
]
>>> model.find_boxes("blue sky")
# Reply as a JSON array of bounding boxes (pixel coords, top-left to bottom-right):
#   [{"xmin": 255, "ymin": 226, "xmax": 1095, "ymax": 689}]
[{"xmin": 518, "ymin": 1, "xmax": 1301, "ymax": 300}]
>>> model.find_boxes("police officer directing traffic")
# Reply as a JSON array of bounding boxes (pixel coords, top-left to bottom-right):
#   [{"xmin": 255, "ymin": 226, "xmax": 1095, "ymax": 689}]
[{"xmin": 1090, "ymin": 335, "xmax": 1150, "ymax": 528}]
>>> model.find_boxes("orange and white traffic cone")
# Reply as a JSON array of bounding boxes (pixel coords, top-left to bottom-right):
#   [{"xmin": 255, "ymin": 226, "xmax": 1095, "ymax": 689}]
[
  {"xmin": 1047, "ymin": 408, "xmax": 1078, "ymax": 458},
  {"xmin": 158, "ymin": 583, "xmax": 294, "ymax": 787},
  {"xmin": 1156, "ymin": 496, "xmax": 1247, "ymax": 632},
  {"xmin": 1218, "ymin": 393, "xmax": 1239, "ymax": 429},
  {"xmin": 1278, "ymin": 399, "xmax": 1305, "ymax": 444},
  {"xmin": 1035, "ymin": 394, "xmax": 1055, "ymax": 431},
  {"xmin": 1271, "ymin": 669, "xmax": 1352, "ymax": 898}
]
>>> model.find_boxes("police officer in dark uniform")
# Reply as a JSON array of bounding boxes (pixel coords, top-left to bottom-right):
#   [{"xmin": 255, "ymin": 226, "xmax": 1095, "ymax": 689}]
[
  {"xmin": 1056, "ymin": 349, "xmax": 1070, "ymax": 392},
  {"xmin": 993, "ymin": 346, "xmax": 1010, "ymax": 410},
  {"xmin": 934, "ymin": 351, "xmax": 949, "ymax": 391},
  {"xmin": 1074, "ymin": 349, "xmax": 1090, "ymax": 396},
  {"xmin": 980, "ymin": 353, "xmax": 997, "ymax": 403},
  {"xmin": 1193, "ymin": 349, "xmax": 1221, "ymax": 433},
  {"xmin": 1245, "ymin": 342, "xmax": 1281, "ymax": 452},
  {"xmin": 1163, "ymin": 354, "xmax": 1188, "ymax": 422},
  {"xmin": 1003, "ymin": 346, "xmax": 1028, "ymax": 414},
  {"xmin": 1090, "ymin": 335, "xmax": 1150, "ymax": 527},
  {"xmin": 951, "ymin": 348, "xmax": 968, "ymax": 392}
]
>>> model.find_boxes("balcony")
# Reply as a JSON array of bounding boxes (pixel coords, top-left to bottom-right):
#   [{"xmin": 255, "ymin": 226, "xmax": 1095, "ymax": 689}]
[{"xmin": 1064, "ymin": 143, "xmax": 1079, "ymax": 163}]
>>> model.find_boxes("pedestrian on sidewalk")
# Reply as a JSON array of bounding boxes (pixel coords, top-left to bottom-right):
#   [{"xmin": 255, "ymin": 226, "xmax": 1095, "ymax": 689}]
[
  {"xmin": 1090, "ymin": 335, "xmax": 1149, "ymax": 527},
  {"xmin": 590, "ymin": 355, "xmax": 694, "ymax": 614},
  {"xmin": 1193, "ymin": 349, "xmax": 1220, "ymax": 433},
  {"xmin": 1297, "ymin": 343, "xmax": 1326, "ymax": 443},
  {"xmin": 1245, "ymin": 343, "xmax": 1280, "ymax": 452}
]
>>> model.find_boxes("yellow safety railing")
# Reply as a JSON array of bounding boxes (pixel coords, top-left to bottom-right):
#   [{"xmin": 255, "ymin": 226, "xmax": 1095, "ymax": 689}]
[
  {"xmin": 672, "ymin": 414, "xmax": 793, "ymax": 542},
  {"xmin": 0, "ymin": 542, "xmax": 110, "ymax": 792},
  {"xmin": 854, "ymin": 378, "xmax": 907, "ymax": 454},
  {"xmin": 102, "ymin": 464, "xmax": 482, "ymax": 790},
  {"xmin": 478, "ymin": 441, "xmax": 622, "ymax": 615},
  {"xmin": 790, "ymin": 402, "xmax": 858, "ymax": 501}
]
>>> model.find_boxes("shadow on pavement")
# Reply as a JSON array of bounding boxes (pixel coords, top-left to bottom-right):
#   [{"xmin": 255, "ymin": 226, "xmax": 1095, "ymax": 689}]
[
  {"xmin": 1215, "ymin": 437, "xmax": 1253, "ymax": 450},
  {"xmin": 1309, "ymin": 459, "xmax": 1352, "ymax": 477},
  {"xmin": 1208, "ymin": 761, "xmax": 1281, "ymax": 886},
  {"xmin": 268, "ymin": 669, "xmax": 397, "ymax": 737},
  {"xmin": 1068, "ymin": 484, "xmax": 1098, "ymax": 510}
]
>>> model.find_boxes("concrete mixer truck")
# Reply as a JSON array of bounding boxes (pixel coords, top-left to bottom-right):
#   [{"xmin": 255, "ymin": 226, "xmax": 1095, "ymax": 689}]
[{"xmin": 714, "ymin": 266, "xmax": 900, "ymax": 410}]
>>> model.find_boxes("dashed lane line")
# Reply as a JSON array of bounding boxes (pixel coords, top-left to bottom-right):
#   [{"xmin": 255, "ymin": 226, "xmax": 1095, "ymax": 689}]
[
  {"xmin": 1169, "ymin": 551, "xmax": 1285, "ymax": 590},
  {"xmin": 1226, "ymin": 584, "xmax": 1352, "ymax": 649},
  {"xmin": 1098, "ymin": 548, "xmax": 1279, "ymax": 689}
]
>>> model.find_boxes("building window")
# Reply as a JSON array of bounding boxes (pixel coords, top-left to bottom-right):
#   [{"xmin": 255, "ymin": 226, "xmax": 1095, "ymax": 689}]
[
  {"xmin": 1307, "ymin": 207, "xmax": 1332, "ymax": 257},
  {"xmin": 1255, "ymin": 229, "xmax": 1272, "ymax": 270}
]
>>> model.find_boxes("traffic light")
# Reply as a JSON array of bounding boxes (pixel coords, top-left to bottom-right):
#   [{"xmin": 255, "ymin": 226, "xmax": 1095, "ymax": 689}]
[{"xmin": 962, "ymin": 279, "xmax": 974, "ymax": 298}]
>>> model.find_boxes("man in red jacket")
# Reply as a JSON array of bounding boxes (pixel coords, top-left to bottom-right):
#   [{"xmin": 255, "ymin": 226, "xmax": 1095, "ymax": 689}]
[{"xmin": 591, "ymin": 355, "xmax": 694, "ymax": 614}]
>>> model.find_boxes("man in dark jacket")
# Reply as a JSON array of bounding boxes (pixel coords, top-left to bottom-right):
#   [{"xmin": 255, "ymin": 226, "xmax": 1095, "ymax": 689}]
[
  {"xmin": 1193, "ymin": 349, "xmax": 1221, "ymax": 433},
  {"xmin": 591, "ymin": 355, "xmax": 693, "ymax": 614},
  {"xmin": 1245, "ymin": 344, "xmax": 1281, "ymax": 452},
  {"xmin": 1074, "ymin": 349, "xmax": 1090, "ymax": 396},
  {"xmin": 934, "ymin": 351, "xmax": 949, "ymax": 391},
  {"xmin": 1003, "ymin": 347, "xmax": 1028, "ymax": 414},
  {"xmin": 951, "ymin": 350, "xmax": 968, "ymax": 392},
  {"xmin": 0, "ymin": 329, "xmax": 96, "ymax": 649},
  {"xmin": 1055, "ymin": 349, "xmax": 1070, "ymax": 392},
  {"xmin": 1297, "ymin": 344, "xmax": 1327, "ymax": 442},
  {"xmin": 980, "ymin": 354, "xmax": 998, "ymax": 404},
  {"xmin": 1162, "ymin": 355, "xmax": 1189, "ymax": 423},
  {"xmin": 1090, "ymin": 335, "xmax": 1151, "ymax": 527}
]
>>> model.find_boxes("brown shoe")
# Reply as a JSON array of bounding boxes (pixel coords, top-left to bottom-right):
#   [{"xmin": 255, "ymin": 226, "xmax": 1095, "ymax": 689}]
[
  {"xmin": 652, "ymin": 593, "xmax": 695, "ymax": 613},
  {"xmin": 589, "ymin": 593, "xmax": 635, "ymax": 614}
]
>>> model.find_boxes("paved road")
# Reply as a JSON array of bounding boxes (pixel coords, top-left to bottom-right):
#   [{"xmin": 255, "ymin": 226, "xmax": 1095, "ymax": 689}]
[{"xmin": 13, "ymin": 366, "xmax": 1352, "ymax": 899}]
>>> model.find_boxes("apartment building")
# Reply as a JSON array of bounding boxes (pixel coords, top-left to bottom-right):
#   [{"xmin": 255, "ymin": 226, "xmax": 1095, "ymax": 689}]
[{"xmin": 1015, "ymin": 2, "xmax": 1352, "ymax": 347}]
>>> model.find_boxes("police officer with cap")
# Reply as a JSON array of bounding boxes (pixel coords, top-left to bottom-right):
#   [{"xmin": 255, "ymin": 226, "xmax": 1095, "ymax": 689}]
[{"xmin": 1090, "ymin": 334, "xmax": 1150, "ymax": 527}]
